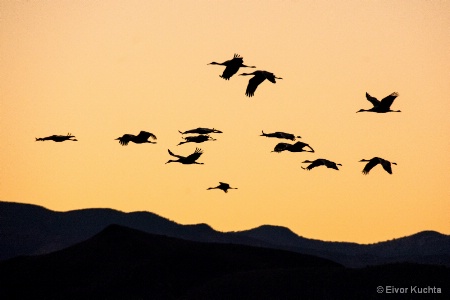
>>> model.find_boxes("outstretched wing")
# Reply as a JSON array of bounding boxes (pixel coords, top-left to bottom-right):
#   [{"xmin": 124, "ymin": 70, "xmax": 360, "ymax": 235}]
[
  {"xmin": 380, "ymin": 159, "xmax": 393, "ymax": 174},
  {"xmin": 362, "ymin": 158, "xmax": 380, "ymax": 175},
  {"xmin": 138, "ymin": 131, "xmax": 157, "ymax": 140},
  {"xmin": 221, "ymin": 57, "xmax": 242, "ymax": 80},
  {"xmin": 278, "ymin": 132, "xmax": 295, "ymax": 140},
  {"xmin": 305, "ymin": 159, "xmax": 325, "ymax": 170},
  {"xmin": 292, "ymin": 141, "xmax": 313, "ymax": 152},
  {"xmin": 379, "ymin": 92, "xmax": 399, "ymax": 110},
  {"xmin": 324, "ymin": 160, "xmax": 339, "ymax": 170},
  {"xmin": 365, "ymin": 92, "xmax": 381, "ymax": 107},
  {"xmin": 186, "ymin": 148, "xmax": 203, "ymax": 161},
  {"xmin": 265, "ymin": 72, "xmax": 277, "ymax": 83},
  {"xmin": 246, "ymin": 75, "xmax": 265, "ymax": 97},
  {"xmin": 117, "ymin": 134, "xmax": 133, "ymax": 146},
  {"xmin": 167, "ymin": 149, "xmax": 184, "ymax": 159},
  {"xmin": 273, "ymin": 142, "xmax": 291, "ymax": 152}
]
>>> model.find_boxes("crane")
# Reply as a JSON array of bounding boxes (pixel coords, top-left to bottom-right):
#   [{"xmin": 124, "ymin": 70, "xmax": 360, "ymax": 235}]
[
  {"xmin": 357, "ymin": 92, "xmax": 400, "ymax": 113},
  {"xmin": 166, "ymin": 148, "xmax": 204, "ymax": 164},
  {"xmin": 301, "ymin": 159, "xmax": 342, "ymax": 171},
  {"xmin": 239, "ymin": 70, "xmax": 282, "ymax": 97},
  {"xmin": 359, "ymin": 157, "xmax": 397, "ymax": 174},
  {"xmin": 177, "ymin": 134, "xmax": 216, "ymax": 146},
  {"xmin": 272, "ymin": 141, "xmax": 314, "ymax": 153},
  {"xmin": 178, "ymin": 127, "xmax": 222, "ymax": 135},
  {"xmin": 260, "ymin": 130, "xmax": 301, "ymax": 141},
  {"xmin": 35, "ymin": 133, "xmax": 77, "ymax": 142},
  {"xmin": 208, "ymin": 54, "xmax": 255, "ymax": 80},
  {"xmin": 207, "ymin": 182, "xmax": 237, "ymax": 193},
  {"xmin": 115, "ymin": 131, "xmax": 157, "ymax": 146}
]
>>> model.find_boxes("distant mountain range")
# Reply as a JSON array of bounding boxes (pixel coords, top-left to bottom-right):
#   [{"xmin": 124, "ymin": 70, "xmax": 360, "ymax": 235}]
[
  {"xmin": 1, "ymin": 201, "xmax": 450, "ymax": 268},
  {"xmin": 1, "ymin": 224, "xmax": 449, "ymax": 299}
]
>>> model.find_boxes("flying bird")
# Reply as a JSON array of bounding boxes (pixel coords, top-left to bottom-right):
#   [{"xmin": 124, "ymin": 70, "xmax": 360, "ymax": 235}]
[
  {"xmin": 359, "ymin": 157, "xmax": 397, "ymax": 174},
  {"xmin": 301, "ymin": 159, "xmax": 342, "ymax": 171},
  {"xmin": 35, "ymin": 133, "xmax": 77, "ymax": 142},
  {"xmin": 178, "ymin": 127, "xmax": 222, "ymax": 135},
  {"xmin": 166, "ymin": 147, "xmax": 204, "ymax": 164},
  {"xmin": 239, "ymin": 70, "xmax": 282, "ymax": 97},
  {"xmin": 260, "ymin": 130, "xmax": 301, "ymax": 141},
  {"xmin": 272, "ymin": 141, "xmax": 314, "ymax": 153},
  {"xmin": 208, "ymin": 54, "xmax": 256, "ymax": 80},
  {"xmin": 115, "ymin": 131, "xmax": 157, "ymax": 146},
  {"xmin": 207, "ymin": 182, "xmax": 238, "ymax": 193},
  {"xmin": 357, "ymin": 92, "xmax": 400, "ymax": 113},
  {"xmin": 177, "ymin": 134, "xmax": 216, "ymax": 146}
]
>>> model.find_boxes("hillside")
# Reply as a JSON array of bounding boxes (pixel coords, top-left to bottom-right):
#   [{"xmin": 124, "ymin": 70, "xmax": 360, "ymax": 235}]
[
  {"xmin": 1, "ymin": 201, "xmax": 450, "ymax": 268},
  {"xmin": 1, "ymin": 224, "xmax": 449, "ymax": 299}
]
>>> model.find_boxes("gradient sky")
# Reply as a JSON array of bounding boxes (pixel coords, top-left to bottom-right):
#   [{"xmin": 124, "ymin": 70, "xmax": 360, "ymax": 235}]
[{"xmin": 1, "ymin": 1, "xmax": 449, "ymax": 243}]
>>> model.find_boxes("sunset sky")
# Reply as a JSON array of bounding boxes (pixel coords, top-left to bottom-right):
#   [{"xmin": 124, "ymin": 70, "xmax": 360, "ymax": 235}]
[{"xmin": 1, "ymin": 0, "xmax": 449, "ymax": 243}]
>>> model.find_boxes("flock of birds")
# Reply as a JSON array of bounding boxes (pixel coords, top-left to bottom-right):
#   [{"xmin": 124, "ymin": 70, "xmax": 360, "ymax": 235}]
[{"xmin": 35, "ymin": 54, "xmax": 402, "ymax": 193}]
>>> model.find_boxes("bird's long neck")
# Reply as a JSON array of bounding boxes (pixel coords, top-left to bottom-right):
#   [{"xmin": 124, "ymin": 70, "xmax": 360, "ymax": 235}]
[{"xmin": 208, "ymin": 62, "xmax": 222, "ymax": 65}]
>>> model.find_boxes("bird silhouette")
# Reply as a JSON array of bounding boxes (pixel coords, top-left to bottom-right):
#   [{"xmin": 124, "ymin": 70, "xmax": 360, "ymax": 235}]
[
  {"xmin": 35, "ymin": 133, "xmax": 77, "ymax": 142},
  {"xmin": 208, "ymin": 54, "xmax": 256, "ymax": 80},
  {"xmin": 207, "ymin": 182, "xmax": 237, "ymax": 193},
  {"xmin": 260, "ymin": 130, "xmax": 301, "ymax": 141},
  {"xmin": 177, "ymin": 134, "xmax": 216, "ymax": 146},
  {"xmin": 115, "ymin": 131, "xmax": 157, "ymax": 146},
  {"xmin": 359, "ymin": 157, "xmax": 397, "ymax": 174},
  {"xmin": 178, "ymin": 127, "xmax": 222, "ymax": 135},
  {"xmin": 357, "ymin": 92, "xmax": 400, "ymax": 113},
  {"xmin": 166, "ymin": 147, "xmax": 204, "ymax": 164},
  {"xmin": 301, "ymin": 159, "xmax": 342, "ymax": 171},
  {"xmin": 272, "ymin": 141, "xmax": 314, "ymax": 153},
  {"xmin": 239, "ymin": 70, "xmax": 282, "ymax": 97}
]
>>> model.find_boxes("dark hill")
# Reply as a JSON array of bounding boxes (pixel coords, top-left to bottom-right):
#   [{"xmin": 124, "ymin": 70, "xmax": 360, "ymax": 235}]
[
  {"xmin": 1, "ymin": 201, "xmax": 450, "ymax": 268},
  {"xmin": 0, "ymin": 201, "xmax": 262, "ymax": 260},
  {"xmin": 1, "ymin": 225, "xmax": 449, "ymax": 299},
  {"xmin": 0, "ymin": 224, "xmax": 342, "ymax": 299}
]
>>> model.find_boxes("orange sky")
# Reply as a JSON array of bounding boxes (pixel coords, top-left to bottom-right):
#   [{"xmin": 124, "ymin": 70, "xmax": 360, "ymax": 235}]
[{"xmin": 1, "ymin": 0, "xmax": 449, "ymax": 243}]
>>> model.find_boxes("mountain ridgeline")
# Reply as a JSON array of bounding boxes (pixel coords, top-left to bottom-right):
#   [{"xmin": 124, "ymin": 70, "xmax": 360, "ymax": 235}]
[{"xmin": 1, "ymin": 201, "xmax": 449, "ymax": 268}]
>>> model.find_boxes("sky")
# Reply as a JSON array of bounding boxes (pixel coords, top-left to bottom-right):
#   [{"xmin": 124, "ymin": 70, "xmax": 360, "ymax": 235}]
[{"xmin": 1, "ymin": 0, "xmax": 449, "ymax": 244}]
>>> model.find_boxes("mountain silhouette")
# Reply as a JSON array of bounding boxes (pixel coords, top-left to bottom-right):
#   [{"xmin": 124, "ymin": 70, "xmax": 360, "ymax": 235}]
[
  {"xmin": 1, "ymin": 201, "xmax": 449, "ymax": 268},
  {"xmin": 1, "ymin": 224, "xmax": 449, "ymax": 299},
  {"xmin": 0, "ymin": 224, "xmax": 341, "ymax": 299}
]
